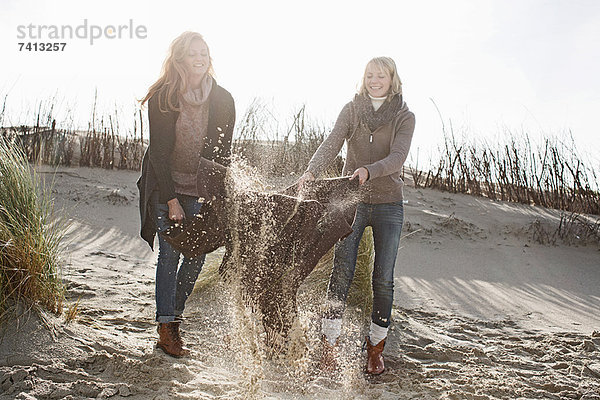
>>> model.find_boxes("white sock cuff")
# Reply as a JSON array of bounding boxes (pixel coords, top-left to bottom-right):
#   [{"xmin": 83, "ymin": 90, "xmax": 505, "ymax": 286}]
[
  {"xmin": 322, "ymin": 318, "xmax": 342, "ymax": 345},
  {"xmin": 369, "ymin": 321, "xmax": 388, "ymax": 345}
]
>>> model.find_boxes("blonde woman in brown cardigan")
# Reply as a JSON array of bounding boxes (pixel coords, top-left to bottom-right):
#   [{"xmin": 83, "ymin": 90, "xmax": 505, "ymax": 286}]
[{"xmin": 298, "ymin": 57, "xmax": 415, "ymax": 375}]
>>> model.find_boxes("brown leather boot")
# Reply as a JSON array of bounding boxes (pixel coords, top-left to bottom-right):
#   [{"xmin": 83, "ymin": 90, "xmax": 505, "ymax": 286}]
[
  {"xmin": 320, "ymin": 335, "xmax": 338, "ymax": 373},
  {"xmin": 365, "ymin": 336, "xmax": 386, "ymax": 375},
  {"xmin": 157, "ymin": 321, "xmax": 190, "ymax": 358}
]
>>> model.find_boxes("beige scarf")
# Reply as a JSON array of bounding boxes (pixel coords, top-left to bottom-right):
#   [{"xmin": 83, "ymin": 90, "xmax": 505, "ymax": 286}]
[{"xmin": 180, "ymin": 75, "xmax": 213, "ymax": 106}]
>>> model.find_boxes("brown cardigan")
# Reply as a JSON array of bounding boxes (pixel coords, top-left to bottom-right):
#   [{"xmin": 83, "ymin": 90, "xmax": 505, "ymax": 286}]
[{"xmin": 307, "ymin": 96, "xmax": 415, "ymax": 204}]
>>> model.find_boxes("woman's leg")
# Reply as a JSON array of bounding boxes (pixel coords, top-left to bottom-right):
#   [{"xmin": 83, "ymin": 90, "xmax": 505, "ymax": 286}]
[
  {"xmin": 323, "ymin": 203, "xmax": 369, "ymax": 340},
  {"xmin": 364, "ymin": 201, "xmax": 403, "ymax": 374},
  {"xmin": 370, "ymin": 201, "xmax": 404, "ymax": 331},
  {"xmin": 151, "ymin": 191, "xmax": 181, "ymax": 323},
  {"xmin": 174, "ymin": 195, "xmax": 206, "ymax": 317},
  {"xmin": 320, "ymin": 203, "xmax": 369, "ymax": 371}
]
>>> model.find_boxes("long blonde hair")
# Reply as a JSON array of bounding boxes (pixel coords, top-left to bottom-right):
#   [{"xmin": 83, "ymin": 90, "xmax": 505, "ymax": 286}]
[
  {"xmin": 141, "ymin": 31, "xmax": 215, "ymax": 112},
  {"xmin": 358, "ymin": 57, "xmax": 402, "ymax": 101}
]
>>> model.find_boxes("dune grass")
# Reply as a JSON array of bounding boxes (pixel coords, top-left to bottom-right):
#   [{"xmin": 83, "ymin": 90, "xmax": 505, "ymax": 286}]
[
  {"xmin": 232, "ymin": 99, "xmax": 343, "ymax": 177},
  {"xmin": 0, "ymin": 135, "xmax": 66, "ymax": 319},
  {"xmin": 408, "ymin": 128, "xmax": 600, "ymax": 245},
  {"xmin": 1, "ymin": 93, "xmax": 145, "ymax": 171},
  {"xmin": 410, "ymin": 128, "xmax": 600, "ymax": 215}
]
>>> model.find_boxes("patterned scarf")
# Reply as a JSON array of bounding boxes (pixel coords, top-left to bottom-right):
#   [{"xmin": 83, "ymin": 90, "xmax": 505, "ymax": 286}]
[{"xmin": 354, "ymin": 93, "xmax": 403, "ymax": 132}]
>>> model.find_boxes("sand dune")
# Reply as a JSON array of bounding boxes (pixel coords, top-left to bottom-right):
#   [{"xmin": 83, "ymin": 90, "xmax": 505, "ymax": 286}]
[{"xmin": 1, "ymin": 165, "xmax": 599, "ymax": 399}]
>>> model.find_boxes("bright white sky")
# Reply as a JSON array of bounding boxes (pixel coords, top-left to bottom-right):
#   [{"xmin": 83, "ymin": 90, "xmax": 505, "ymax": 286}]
[{"xmin": 2, "ymin": 0, "xmax": 600, "ymax": 164}]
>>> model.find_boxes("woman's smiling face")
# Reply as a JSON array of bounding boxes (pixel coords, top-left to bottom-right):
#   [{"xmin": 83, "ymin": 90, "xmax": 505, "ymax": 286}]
[
  {"xmin": 183, "ymin": 39, "xmax": 210, "ymax": 80},
  {"xmin": 365, "ymin": 63, "xmax": 392, "ymax": 98}
]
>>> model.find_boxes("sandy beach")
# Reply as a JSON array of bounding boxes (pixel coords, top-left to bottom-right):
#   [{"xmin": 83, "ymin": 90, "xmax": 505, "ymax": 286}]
[{"xmin": 1, "ymin": 164, "xmax": 599, "ymax": 399}]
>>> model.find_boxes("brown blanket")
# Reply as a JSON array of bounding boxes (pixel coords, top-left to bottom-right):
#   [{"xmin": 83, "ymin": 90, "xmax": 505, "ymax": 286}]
[{"xmin": 162, "ymin": 160, "xmax": 360, "ymax": 343}]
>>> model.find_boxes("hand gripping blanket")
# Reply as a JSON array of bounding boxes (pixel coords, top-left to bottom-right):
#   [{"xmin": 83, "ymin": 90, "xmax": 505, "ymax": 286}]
[{"xmin": 162, "ymin": 160, "xmax": 360, "ymax": 344}]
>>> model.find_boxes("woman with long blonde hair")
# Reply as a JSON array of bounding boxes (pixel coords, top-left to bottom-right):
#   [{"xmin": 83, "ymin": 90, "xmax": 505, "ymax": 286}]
[{"xmin": 137, "ymin": 31, "xmax": 235, "ymax": 357}]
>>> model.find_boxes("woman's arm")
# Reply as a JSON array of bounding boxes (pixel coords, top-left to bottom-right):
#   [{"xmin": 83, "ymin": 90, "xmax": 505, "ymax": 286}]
[
  {"xmin": 147, "ymin": 94, "xmax": 177, "ymax": 204},
  {"xmin": 306, "ymin": 102, "xmax": 353, "ymax": 178},
  {"xmin": 220, "ymin": 98, "xmax": 236, "ymax": 167},
  {"xmin": 364, "ymin": 112, "xmax": 415, "ymax": 180}
]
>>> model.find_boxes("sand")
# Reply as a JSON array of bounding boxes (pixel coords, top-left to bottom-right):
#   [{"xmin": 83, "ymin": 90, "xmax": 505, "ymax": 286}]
[{"xmin": 1, "ymin": 164, "xmax": 599, "ymax": 399}]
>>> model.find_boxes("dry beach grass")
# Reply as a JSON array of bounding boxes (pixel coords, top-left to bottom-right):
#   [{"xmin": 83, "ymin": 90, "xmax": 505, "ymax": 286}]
[{"xmin": 0, "ymin": 135, "xmax": 66, "ymax": 319}]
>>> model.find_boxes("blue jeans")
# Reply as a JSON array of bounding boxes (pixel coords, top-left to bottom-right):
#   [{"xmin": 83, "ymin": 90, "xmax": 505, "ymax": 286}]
[
  {"xmin": 150, "ymin": 191, "xmax": 206, "ymax": 323},
  {"xmin": 326, "ymin": 201, "xmax": 404, "ymax": 328}
]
